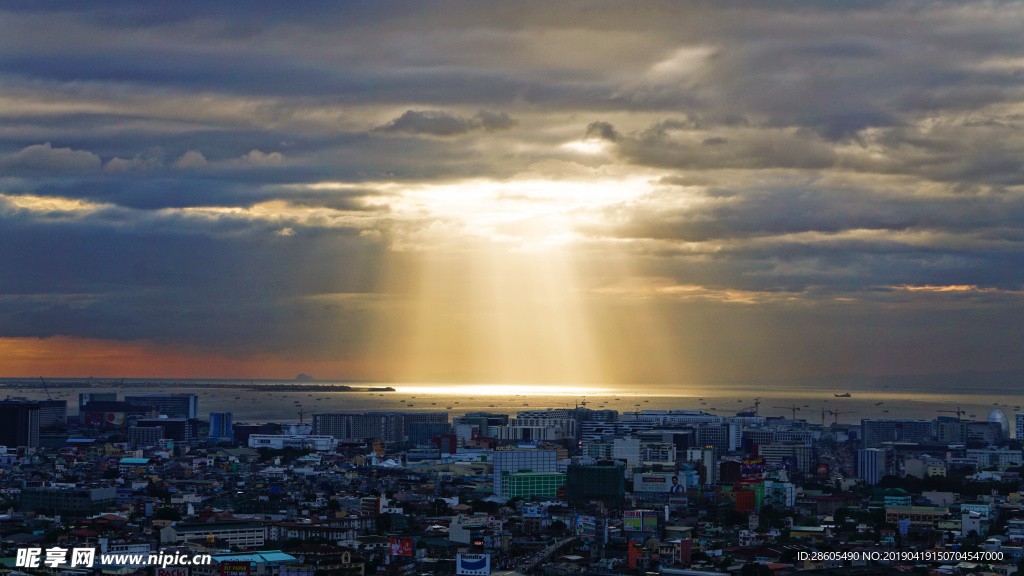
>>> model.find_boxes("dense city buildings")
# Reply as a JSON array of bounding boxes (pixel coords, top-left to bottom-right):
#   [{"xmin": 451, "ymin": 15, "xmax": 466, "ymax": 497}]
[{"xmin": 0, "ymin": 389, "xmax": 1023, "ymax": 576}]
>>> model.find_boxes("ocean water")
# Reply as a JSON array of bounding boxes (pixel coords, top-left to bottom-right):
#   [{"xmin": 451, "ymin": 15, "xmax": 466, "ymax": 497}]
[{"xmin": 4, "ymin": 379, "xmax": 1023, "ymax": 425}]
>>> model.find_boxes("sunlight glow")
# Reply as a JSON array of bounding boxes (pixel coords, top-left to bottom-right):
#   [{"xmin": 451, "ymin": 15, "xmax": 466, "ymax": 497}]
[
  {"xmin": 561, "ymin": 139, "xmax": 611, "ymax": 155},
  {"xmin": 354, "ymin": 177, "xmax": 647, "ymax": 383},
  {"xmin": 1, "ymin": 193, "xmax": 106, "ymax": 213},
  {"xmin": 393, "ymin": 384, "xmax": 612, "ymax": 396}
]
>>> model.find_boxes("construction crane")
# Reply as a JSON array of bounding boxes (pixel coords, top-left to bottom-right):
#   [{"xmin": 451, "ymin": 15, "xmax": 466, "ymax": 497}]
[
  {"xmin": 937, "ymin": 407, "xmax": 966, "ymax": 422},
  {"xmin": 774, "ymin": 404, "xmax": 801, "ymax": 420},
  {"xmin": 38, "ymin": 376, "xmax": 53, "ymax": 401},
  {"xmin": 828, "ymin": 409, "xmax": 858, "ymax": 428},
  {"xmin": 751, "ymin": 397, "xmax": 761, "ymax": 417}
]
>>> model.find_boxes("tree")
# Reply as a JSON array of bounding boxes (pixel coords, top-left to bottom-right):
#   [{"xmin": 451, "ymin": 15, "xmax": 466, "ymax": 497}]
[
  {"xmin": 833, "ymin": 508, "xmax": 850, "ymax": 526},
  {"xmin": 471, "ymin": 499, "xmax": 499, "ymax": 515},
  {"xmin": 796, "ymin": 515, "xmax": 821, "ymax": 527}
]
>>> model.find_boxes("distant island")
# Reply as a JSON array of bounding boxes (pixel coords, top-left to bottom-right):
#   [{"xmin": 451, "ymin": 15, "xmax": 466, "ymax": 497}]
[{"xmin": 295, "ymin": 373, "xmax": 315, "ymax": 382}]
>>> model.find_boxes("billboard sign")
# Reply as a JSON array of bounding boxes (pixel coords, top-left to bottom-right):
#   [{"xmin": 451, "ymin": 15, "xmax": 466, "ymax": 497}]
[
  {"xmin": 158, "ymin": 569, "xmax": 189, "ymax": 576},
  {"xmin": 624, "ymin": 510, "xmax": 658, "ymax": 531},
  {"xmin": 574, "ymin": 515, "xmax": 596, "ymax": 538},
  {"xmin": 741, "ymin": 457, "xmax": 766, "ymax": 476},
  {"xmin": 84, "ymin": 412, "xmax": 125, "ymax": 427},
  {"xmin": 389, "ymin": 536, "xmax": 414, "ymax": 557},
  {"xmin": 280, "ymin": 566, "xmax": 314, "ymax": 576},
  {"xmin": 220, "ymin": 562, "xmax": 251, "ymax": 576},
  {"xmin": 522, "ymin": 505, "xmax": 548, "ymax": 518},
  {"xmin": 456, "ymin": 554, "xmax": 491, "ymax": 576},
  {"xmin": 623, "ymin": 510, "xmax": 643, "ymax": 531},
  {"xmin": 642, "ymin": 511, "xmax": 658, "ymax": 531},
  {"xmin": 634, "ymin": 473, "xmax": 683, "ymax": 493}
]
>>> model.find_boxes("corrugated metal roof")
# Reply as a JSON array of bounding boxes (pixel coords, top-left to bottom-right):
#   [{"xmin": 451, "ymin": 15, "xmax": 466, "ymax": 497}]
[{"xmin": 211, "ymin": 551, "xmax": 296, "ymax": 564}]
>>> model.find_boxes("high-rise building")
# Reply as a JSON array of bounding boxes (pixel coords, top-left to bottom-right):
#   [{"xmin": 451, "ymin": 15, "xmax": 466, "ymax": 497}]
[
  {"xmin": 409, "ymin": 422, "xmax": 451, "ymax": 446},
  {"xmin": 313, "ymin": 412, "xmax": 448, "ymax": 443},
  {"xmin": 38, "ymin": 400, "xmax": 67, "ymax": 430},
  {"xmin": 968, "ymin": 421, "xmax": 1004, "ymax": 443},
  {"xmin": 493, "ymin": 448, "xmax": 557, "ymax": 496},
  {"xmin": 453, "ymin": 413, "xmax": 508, "ymax": 437},
  {"xmin": 1016, "ymin": 413, "xmax": 1024, "ymax": 440},
  {"xmin": 124, "ymin": 394, "xmax": 198, "ymax": 419},
  {"xmin": 0, "ymin": 400, "xmax": 40, "ymax": 448},
  {"xmin": 858, "ymin": 448, "xmax": 887, "ymax": 485},
  {"xmin": 402, "ymin": 412, "xmax": 449, "ymax": 436},
  {"xmin": 695, "ymin": 424, "xmax": 731, "ymax": 453},
  {"xmin": 79, "ymin": 400, "xmax": 149, "ymax": 427},
  {"xmin": 757, "ymin": 443, "xmax": 812, "ymax": 472},
  {"xmin": 209, "ymin": 412, "xmax": 233, "ymax": 442},
  {"xmin": 565, "ymin": 463, "xmax": 626, "ymax": 506},
  {"xmin": 861, "ymin": 419, "xmax": 935, "ymax": 448},
  {"xmin": 128, "ymin": 425, "xmax": 163, "ymax": 449},
  {"xmin": 136, "ymin": 418, "xmax": 199, "ymax": 447},
  {"xmin": 936, "ymin": 420, "xmax": 969, "ymax": 444},
  {"xmin": 580, "ymin": 420, "xmax": 654, "ymax": 442},
  {"xmin": 79, "ymin": 392, "xmax": 118, "ymax": 413},
  {"xmin": 20, "ymin": 486, "xmax": 117, "ymax": 518},
  {"xmin": 232, "ymin": 423, "xmax": 278, "ymax": 446},
  {"xmin": 502, "ymin": 472, "xmax": 566, "ymax": 499}
]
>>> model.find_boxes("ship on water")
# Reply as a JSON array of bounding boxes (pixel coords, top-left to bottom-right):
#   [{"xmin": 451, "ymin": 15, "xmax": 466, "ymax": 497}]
[{"xmin": 834, "ymin": 392, "xmax": 852, "ymax": 397}]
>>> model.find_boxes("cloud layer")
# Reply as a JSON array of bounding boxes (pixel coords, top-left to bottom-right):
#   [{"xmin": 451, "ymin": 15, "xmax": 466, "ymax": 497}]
[{"xmin": 4, "ymin": 1, "xmax": 1024, "ymax": 381}]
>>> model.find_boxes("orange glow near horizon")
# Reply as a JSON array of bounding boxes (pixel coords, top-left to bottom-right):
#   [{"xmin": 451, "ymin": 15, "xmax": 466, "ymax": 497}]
[{"xmin": 0, "ymin": 336, "xmax": 374, "ymax": 380}]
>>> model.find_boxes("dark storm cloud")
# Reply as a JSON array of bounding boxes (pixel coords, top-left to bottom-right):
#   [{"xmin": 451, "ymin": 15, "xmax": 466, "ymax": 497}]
[
  {"xmin": 0, "ymin": 142, "xmax": 101, "ymax": 174},
  {"xmin": 585, "ymin": 121, "xmax": 619, "ymax": 142},
  {"xmin": 374, "ymin": 109, "xmax": 517, "ymax": 137},
  {"xmin": 0, "ymin": 200, "xmax": 388, "ymax": 356},
  {"xmin": 589, "ymin": 176, "xmax": 1024, "ymax": 298}
]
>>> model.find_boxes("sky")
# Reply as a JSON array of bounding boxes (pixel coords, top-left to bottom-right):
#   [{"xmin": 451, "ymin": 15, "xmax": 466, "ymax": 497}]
[{"xmin": 4, "ymin": 1, "xmax": 1024, "ymax": 385}]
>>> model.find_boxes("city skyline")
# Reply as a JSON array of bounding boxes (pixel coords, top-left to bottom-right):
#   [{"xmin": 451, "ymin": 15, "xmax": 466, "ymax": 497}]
[{"xmin": 4, "ymin": 2, "xmax": 1024, "ymax": 384}]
